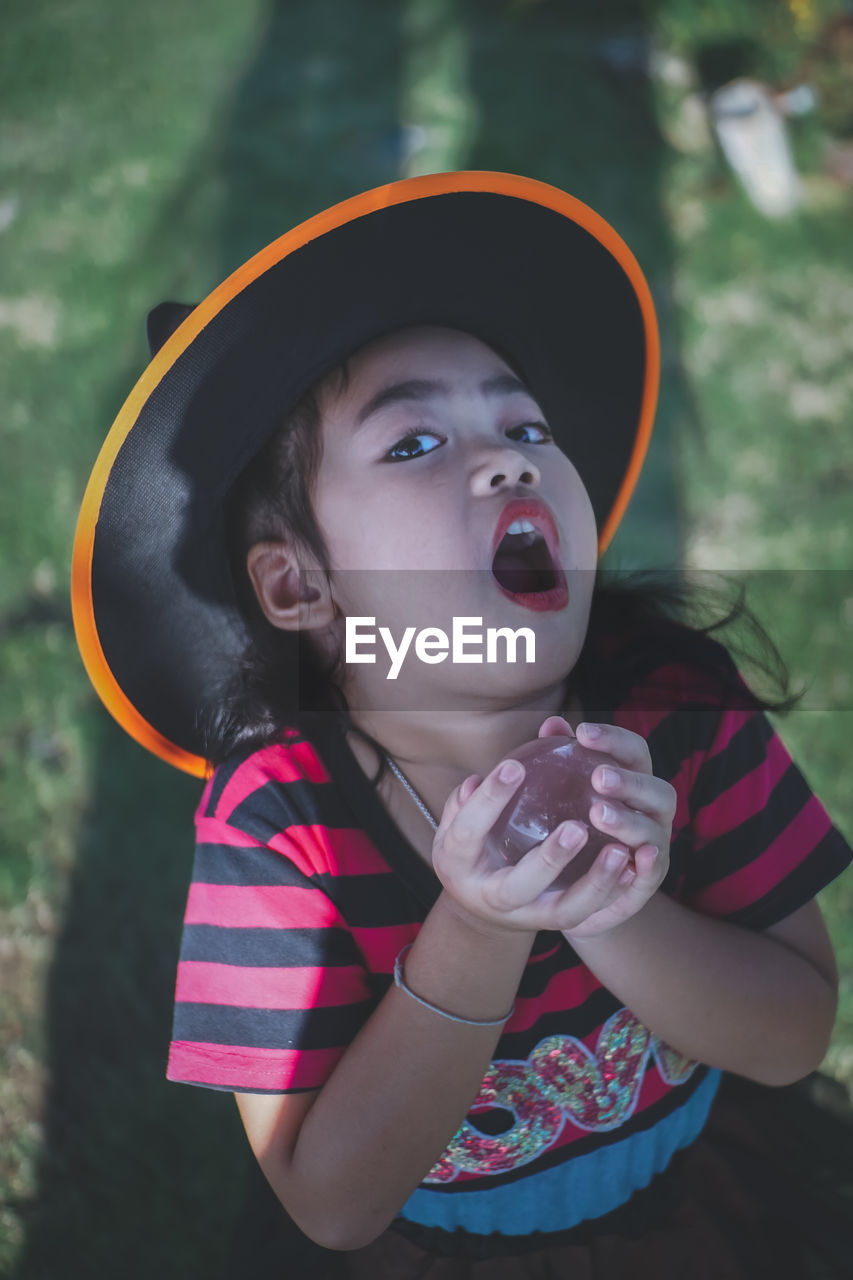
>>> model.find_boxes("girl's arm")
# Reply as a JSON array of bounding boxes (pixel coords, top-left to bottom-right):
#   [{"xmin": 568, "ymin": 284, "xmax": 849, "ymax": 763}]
[
  {"xmin": 236, "ymin": 889, "xmax": 533, "ymax": 1251},
  {"xmin": 233, "ymin": 760, "xmax": 638, "ymax": 1252},
  {"xmin": 554, "ymin": 719, "xmax": 839, "ymax": 1087},
  {"xmin": 566, "ymin": 894, "xmax": 838, "ymax": 1086}
]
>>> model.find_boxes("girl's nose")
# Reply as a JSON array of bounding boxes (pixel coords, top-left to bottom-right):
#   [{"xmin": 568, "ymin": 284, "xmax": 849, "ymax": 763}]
[{"xmin": 469, "ymin": 443, "xmax": 542, "ymax": 495}]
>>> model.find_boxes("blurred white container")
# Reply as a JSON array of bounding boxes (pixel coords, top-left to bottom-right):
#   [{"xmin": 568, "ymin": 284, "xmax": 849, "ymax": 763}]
[{"xmin": 710, "ymin": 78, "xmax": 802, "ymax": 217}]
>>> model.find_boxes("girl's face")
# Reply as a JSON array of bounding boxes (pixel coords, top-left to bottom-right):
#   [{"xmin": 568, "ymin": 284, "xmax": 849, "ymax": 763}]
[{"xmin": 309, "ymin": 324, "xmax": 599, "ymax": 708}]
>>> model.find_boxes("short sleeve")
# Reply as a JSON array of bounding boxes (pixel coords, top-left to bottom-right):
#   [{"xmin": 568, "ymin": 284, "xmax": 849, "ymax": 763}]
[
  {"xmin": 167, "ymin": 747, "xmax": 377, "ymax": 1094},
  {"xmin": 681, "ymin": 704, "xmax": 852, "ymax": 929}
]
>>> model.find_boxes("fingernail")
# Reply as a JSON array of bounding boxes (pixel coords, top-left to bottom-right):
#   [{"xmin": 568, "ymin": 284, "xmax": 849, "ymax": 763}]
[
  {"xmin": 499, "ymin": 761, "xmax": 522, "ymax": 783},
  {"xmin": 599, "ymin": 767, "xmax": 618, "ymax": 790},
  {"xmin": 598, "ymin": 802, "xmax": 614, "ymax": 823},
  {"xmin": 606, "ymin": 848, "xmax": 628, "ymax": 871},
  {"xmin": 580, "ymin": 722, "xmax": 600, "ymax": 738},
  {"xmin": 558, "ymin": 821, "xmax": 583, "ymax": 848}
]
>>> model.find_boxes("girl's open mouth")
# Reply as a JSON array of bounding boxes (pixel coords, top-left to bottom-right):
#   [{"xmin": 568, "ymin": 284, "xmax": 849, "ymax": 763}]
[{"xmin": 491, "ymin": 526, "xmax": 569, "ymax": 612}]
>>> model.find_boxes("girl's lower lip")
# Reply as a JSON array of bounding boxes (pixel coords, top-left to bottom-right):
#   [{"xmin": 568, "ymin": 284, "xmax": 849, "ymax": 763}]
[{"xmin": 493, "ymin": 570, "xmax": 570, "ymax": 613}]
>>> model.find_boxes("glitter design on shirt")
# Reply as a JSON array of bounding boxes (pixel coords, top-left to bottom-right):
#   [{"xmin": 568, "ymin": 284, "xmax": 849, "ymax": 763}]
[
  {"xmin": 436, "ymin": 1062, "xmax": 565, "ymax": 1178},
  {"xmin": 424, "ymin": 1007, "xmax": 698, "ymax": 1183},
  {"xmin": 653, "ymin": 1039, "xmax": 698, "ymax": 1085}
]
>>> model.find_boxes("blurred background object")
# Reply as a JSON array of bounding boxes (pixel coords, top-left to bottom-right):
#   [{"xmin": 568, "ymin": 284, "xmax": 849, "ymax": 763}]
[
  {"xmin": 1, "ymin": 1, "xmax": 851, "ymax": 1275},
  {"xmin": 709, "ymin": 78, "xmax": 802, "ymax": 217}
]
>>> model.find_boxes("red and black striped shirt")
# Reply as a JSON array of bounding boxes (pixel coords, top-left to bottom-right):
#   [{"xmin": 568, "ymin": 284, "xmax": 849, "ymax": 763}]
[{"xmin": 168, "ymin": 634, "xmax": 850, "ymax": 1240}]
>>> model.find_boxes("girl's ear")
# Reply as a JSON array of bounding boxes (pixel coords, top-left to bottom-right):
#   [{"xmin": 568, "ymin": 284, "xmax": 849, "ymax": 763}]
[{"xmin": 246, "ymin": 541, "xmax": 335, "ymax": 632}]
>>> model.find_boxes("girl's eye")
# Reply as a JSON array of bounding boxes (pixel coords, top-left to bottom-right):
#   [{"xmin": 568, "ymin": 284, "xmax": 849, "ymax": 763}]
[
  {"xmin": 384, "ymin": 432, "xmax": 444, "ymax": 462},
  {"xmin": 508, "ymin": 421, "xmax": 552, "ymax": 444}
]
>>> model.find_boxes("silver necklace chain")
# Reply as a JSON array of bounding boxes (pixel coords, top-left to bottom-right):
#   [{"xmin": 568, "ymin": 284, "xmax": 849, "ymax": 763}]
[{"xmin": 384, "ymin": 755, "xmax": 439, "ymax": 830}]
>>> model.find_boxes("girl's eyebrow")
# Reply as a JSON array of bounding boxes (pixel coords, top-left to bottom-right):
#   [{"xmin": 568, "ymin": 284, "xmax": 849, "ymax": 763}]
[{"xmin": 354, "ymin": 373, "xmax": 534, "ymax": 430}]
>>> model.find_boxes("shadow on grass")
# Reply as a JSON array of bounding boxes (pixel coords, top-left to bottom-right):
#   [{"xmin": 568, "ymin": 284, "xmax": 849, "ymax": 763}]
[
  {"xmin": 461, "ymin": 0, "xmax": 688, "ymax": 571},
  {"xmin": 14, "ymin": 2, "xmax": 688, "ymax": 1276},
  {"xmin": 11, "ymin": 719, "xmax": 247, "ymax": 1277}
]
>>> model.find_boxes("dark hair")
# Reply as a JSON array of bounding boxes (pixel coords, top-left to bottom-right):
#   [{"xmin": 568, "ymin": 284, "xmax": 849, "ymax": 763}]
[
  {"xmin": 571, "ymin": 570, "xmax": 802, "ymax": 722},
  {"xmin": 212, "ymin": 361, "xmax": 352, "ymax": 746},
  {"xmin": 205, "ymin": 349, "xmax": 801, "ymax": 779}
]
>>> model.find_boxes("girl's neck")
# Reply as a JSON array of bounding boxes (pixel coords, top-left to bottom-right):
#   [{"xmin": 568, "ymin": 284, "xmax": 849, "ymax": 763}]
[{"xmin": 346, "ymin": 682, "xmax": 584, "ymax": 843}]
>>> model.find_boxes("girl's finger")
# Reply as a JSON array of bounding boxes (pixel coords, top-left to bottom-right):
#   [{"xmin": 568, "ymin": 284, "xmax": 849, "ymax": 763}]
[
  {"xmin": 590, "ymin": 765, "xmax": 677, "ymax": 825},
  {"xmin": 442, "ymin": 758, "xmax": 527, "ymax": 865},
  {"xmin": 538, "ymin": 715, "xmax": 574, "ymax": 739},
  {"xmin": 632, "ymin": 843, "xmax": 664, "ymax": 882},
  {"xmin": 484, "ymin": 821, "xmax": 588, "ymax": 909},
  {"xmin": 587, "ymin": 798, "xmax": 664, "ymax": 853},
  {"xmin": 604, "ymin": 846, "xmax": 663, "ymax": 903},
  {"xmin": 434, "ymin": 774, "xmax": 482, "ymax": 839},
  {"xmin": 460, "ymin": 773, "xmax": 483, "ymax": 804},
  {"xmin": 543, "ymin": 841, "xmax": 640, "ymax": 926},
  {"xmin": 576, "ymin": 722, "xmax": 652, "ymax": 775}
]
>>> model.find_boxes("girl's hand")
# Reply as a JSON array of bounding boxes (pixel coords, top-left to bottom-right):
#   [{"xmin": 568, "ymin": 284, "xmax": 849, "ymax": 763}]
[
  {"xmin": 538, "ymin": 716, "xmax": 674, "ymax": 940},
  {"xmin": 430, "ymin": 720, "xmax": 672, "ymax": 937}
]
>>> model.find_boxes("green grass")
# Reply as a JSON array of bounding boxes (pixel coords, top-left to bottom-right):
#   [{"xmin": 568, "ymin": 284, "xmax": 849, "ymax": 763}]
[
  {"xmin": 651, "ymin": 51, "xmax": 853, "ymax": 1083},
  {"xmin": 1, "ymin": 0, "xmax": 851, "ymax": 1273},
  {"xmin": 1, "ymin": 2, "xmax": 268, "ymax": 1270}
]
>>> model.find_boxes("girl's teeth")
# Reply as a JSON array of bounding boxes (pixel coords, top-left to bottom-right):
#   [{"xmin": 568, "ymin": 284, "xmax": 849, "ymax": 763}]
[{"xmin": 506, "ymin": 519, "xmax": 537, "ymax": 535}]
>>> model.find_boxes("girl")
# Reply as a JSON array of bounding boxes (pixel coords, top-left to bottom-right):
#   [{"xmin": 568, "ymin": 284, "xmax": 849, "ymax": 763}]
[{"xmin": 72, "ymin": 173, "xmax": 852, "ymax": 1277}]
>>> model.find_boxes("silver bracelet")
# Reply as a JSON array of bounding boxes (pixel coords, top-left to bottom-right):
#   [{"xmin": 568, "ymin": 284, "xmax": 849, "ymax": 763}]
[{"xmin": 393, "ymin": 944, "xmax": 515, "ymax": 1027}]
